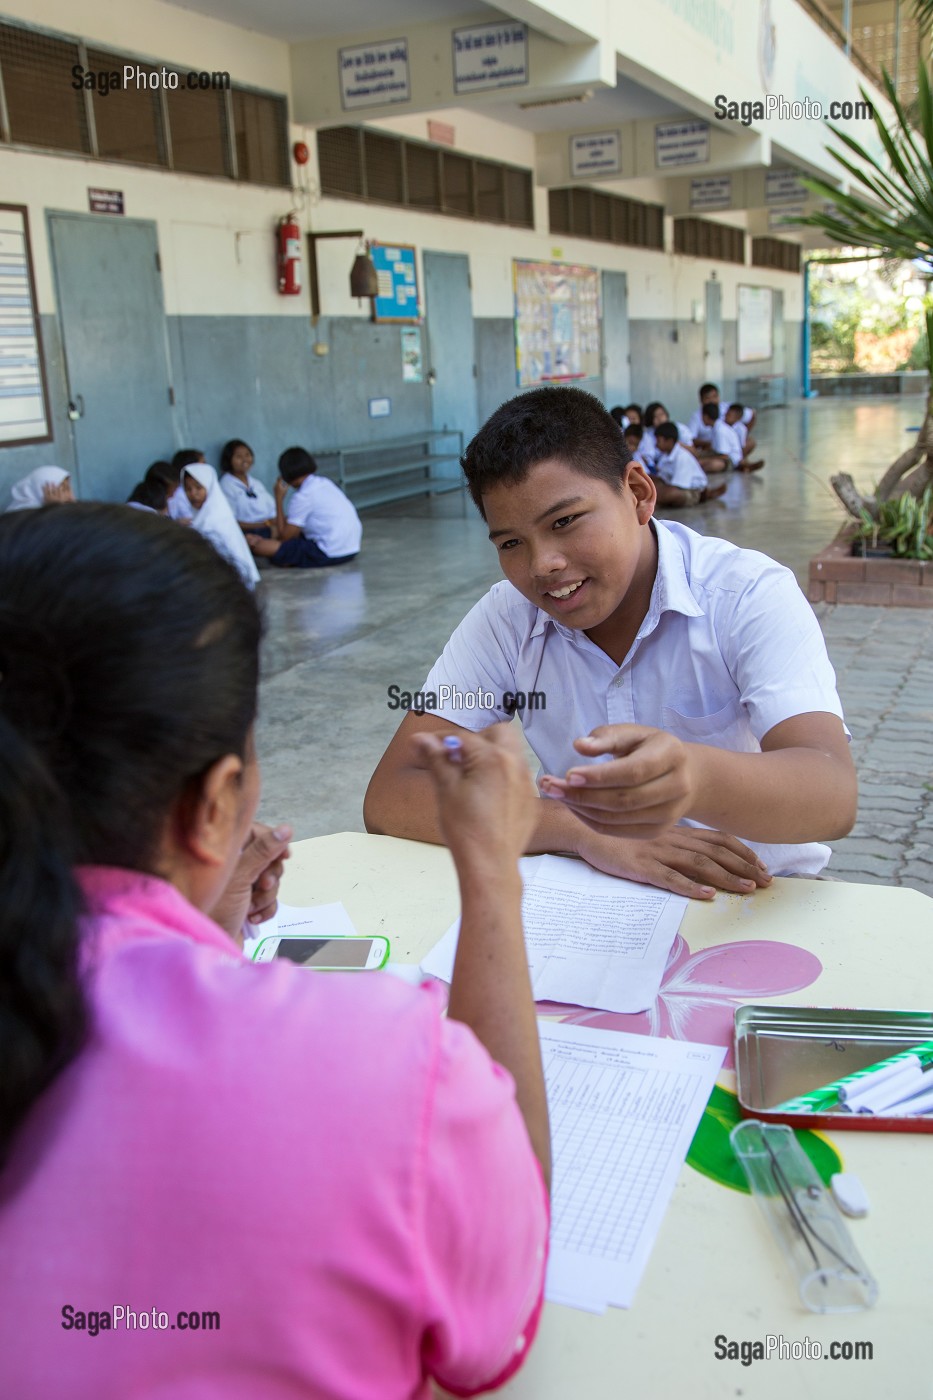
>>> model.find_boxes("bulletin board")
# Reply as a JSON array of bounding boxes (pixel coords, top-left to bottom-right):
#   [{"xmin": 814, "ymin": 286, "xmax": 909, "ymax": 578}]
[
  {"xmin": 370, "ymin": 242, "xmax": 420, "ymax": 323},
  {"xmin": 0, "ymin": 204, "xmax": 52, "ymax": 446},
  {"xmin": 513, "ymin": 260, "xmax": 601, "ymax": 387},
  {"xmin": 737, "ymin": 285, "xmax": 774, "ymax": 363}
]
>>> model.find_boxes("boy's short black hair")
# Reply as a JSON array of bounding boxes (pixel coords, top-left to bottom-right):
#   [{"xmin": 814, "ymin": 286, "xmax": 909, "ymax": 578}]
[
  {"xmin": 172, "ymin": 449, "xmax": 203, "ymax": 473},
  {"xmin": 609, "ymin": 405, "xmax": 626, "ymax": 427},
  {"xmin": 128, "ymin": 478, "xmax": 168, "ymax": 511},
  {"xmin": 278, "ymin": 446, "xmax": 318, "ymax": 484},
  {"xmin": 699, "ymin": 383, "xmax": 719, "ymax": 399},
  {"xmin": 461, "ymin": 387, "xmax": 632, "ymax": 517},
  {"xmin": 145, "ymin": 459, "xmax": 176, "ymax": 488},
  {"xmin": 701, "ymin": 401, "xmax": 721, "ymax": 421},
  {"xmin": 623, "ymin": 423, "xmax": 643, "ymax": 443},
  {"xmin": 726, "ymin": 402, "xmax": 744, "ymax": 417},
  {"xmin": 655, "ymin": 422, "xmax": 679, "ymax": 445},
  {"xmin": 624, "ymin": 404, "xmax": 642, "ymax": 418}
]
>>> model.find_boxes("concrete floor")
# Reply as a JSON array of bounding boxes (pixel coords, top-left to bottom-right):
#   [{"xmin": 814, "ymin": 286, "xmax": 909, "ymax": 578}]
[{"xmin": 254, "ymin": 394, "xmax": 933, "ymax": 894}]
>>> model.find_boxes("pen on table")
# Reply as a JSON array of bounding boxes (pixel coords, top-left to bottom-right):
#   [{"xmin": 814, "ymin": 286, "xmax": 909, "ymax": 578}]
[
  {"xmin": 442, "ymin": 735, "xmax": 464, "ymax": 764},
  {"xmin": 774, "ymin": 1037, "xmax": 933, "ymax": 1113}
]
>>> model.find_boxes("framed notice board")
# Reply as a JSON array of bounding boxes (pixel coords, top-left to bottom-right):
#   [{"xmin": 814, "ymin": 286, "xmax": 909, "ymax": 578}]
[
  {"xmin": 737, "ymin": 284, "xmax": 774, "ymax": 363},
  {"xmin": 513, "ymin": 260, "xmax": 601, "ymax": 387},
  {"xmin": 0, "ymin": 205, "xmax": 52, "ymax": 446},
  {"xmin": 370, "ymin": 242, "xmax": 420, "ymax": 323}
]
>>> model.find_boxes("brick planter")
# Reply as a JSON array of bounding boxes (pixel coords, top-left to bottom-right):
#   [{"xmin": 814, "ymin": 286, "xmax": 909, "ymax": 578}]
[{"xmin": 809, "ymin": 525, "xmax": 933, "ymax": 606}]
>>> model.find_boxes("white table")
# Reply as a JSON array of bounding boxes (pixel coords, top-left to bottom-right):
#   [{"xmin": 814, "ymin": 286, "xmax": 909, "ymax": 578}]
[{"xmin": 280, "ymin": 834, "xmax": 933, "ymax": 1400}]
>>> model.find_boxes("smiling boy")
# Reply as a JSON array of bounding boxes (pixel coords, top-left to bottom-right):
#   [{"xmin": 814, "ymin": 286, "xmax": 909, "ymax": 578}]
[{"xmin": 364, "ymin": 388, "xmax": 856, "ymax": 898}]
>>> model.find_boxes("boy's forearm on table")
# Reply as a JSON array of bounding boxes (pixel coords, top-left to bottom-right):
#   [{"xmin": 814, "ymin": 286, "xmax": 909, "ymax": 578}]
[{"xmin": 685, "ymin": 744, "xmax": 857, "ymax": 841}]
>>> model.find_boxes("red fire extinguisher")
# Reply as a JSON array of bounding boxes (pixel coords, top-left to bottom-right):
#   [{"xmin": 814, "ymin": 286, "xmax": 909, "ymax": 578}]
[{"xmin": 277, "ymin": 215, "xmax": 301, "ymax": 295}]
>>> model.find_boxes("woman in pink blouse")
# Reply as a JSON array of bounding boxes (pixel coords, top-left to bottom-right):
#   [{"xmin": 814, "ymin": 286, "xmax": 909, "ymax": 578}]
[{"xmin": 0, "ymin": 503, "xmax": 550, "ymax": 1399}]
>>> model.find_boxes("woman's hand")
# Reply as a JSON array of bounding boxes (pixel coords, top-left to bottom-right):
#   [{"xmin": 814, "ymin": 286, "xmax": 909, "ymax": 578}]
[
  {"xmin": 411, "ymin": 725, "xmax": 538, "ymax": 878},
  {"xmin": 209, "ymin": 822, "xmax": 292, "ymax": 943}
]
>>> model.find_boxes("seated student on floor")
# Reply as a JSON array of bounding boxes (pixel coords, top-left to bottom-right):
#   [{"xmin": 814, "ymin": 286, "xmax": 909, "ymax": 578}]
[
  {"xmin": 622, "ymin": 422, "xmax": 648, "ymax": 467},
  {"xmin": 703, "ymin": 402, "xmax": 765, "ymax": 472},
  {"xmin": 161, "ymin": 449, "xmax": 206, "ymax": 522},
  {"xmin": 247, "ymin": 446, "xmax": 362, "ymax": 569},
  {"xmin": 654, "ymin": 422, "xmax": 726, "ymax": 506},
  {"xmin": 5, "ymin": 466, "xmax": 74, "ymax": 511},
  {"xmin": 126, "ymin": 478, "xmax": 169, "ymax": 514},
  {"xmin": 181, "ymin": 462, "xmax": 261, "ymax": 589},
  {"xmin": 218, "ymin": 438, "xmax": 277, "ymax": 537},
  {"xmin": 688, "ymin": 382, "xmax": 756, "ymax": 446},
  {"xmin": 0, "ymin": 504, "xmax": 549, "ymax": 1399},
  {"xmin": 365, "ymin": 387, "xmax": 857, "ymax": 900}
]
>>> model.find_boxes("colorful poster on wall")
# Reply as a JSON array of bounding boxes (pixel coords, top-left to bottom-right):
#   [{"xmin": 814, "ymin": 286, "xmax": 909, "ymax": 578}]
[
  {"xmin": 513, "ymin": 261, "xmax": 601, "ymax": 388},
  {"xmin": 370, "ymin": 242, "xmax": 420, "ymax": 323},
  {"xmin": 0, "ymin": 204, "xmax": 52, "ymax": 446}
]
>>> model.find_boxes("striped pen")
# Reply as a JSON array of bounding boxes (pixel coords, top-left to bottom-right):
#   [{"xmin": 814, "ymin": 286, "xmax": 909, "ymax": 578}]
[{"xmin": 774, "ymin": 1038, "xmax": 933, "ymax": 1113}]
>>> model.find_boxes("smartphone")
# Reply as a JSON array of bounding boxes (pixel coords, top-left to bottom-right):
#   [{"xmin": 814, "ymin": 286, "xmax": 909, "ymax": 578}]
[{"xmin": 252, "ymin": 935, "xmax": 390, "ymax": 971}]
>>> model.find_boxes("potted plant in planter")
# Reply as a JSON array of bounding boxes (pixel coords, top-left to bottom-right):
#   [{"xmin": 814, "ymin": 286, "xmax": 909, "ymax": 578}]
[
  {"xmin": 852, "ymin": 484, "xmax": 933, "ymax": 558},
  {"xmin": 801, "ymin": 59, "xmax": 933, "ymax": 522}
]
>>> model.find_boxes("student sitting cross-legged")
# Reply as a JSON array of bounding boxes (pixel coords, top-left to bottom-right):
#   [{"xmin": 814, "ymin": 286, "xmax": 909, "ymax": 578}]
[
  {"xmin": 653, "ymin": 422, "xmax": 726, "ymax": 506},
  {"xmin": 703, "ymin": 402, "xmax": 765, "ymax": 472},
  {"xmin": 247, "ymin": 447, "xmax": 362, "ymax": 569},
  {"xmin": 0, "ymin": 503, "xmax": 550, "ymax": 1397},
  {"xmin": 365, "ymin": 387, "xmax": 857, "ymax": 900}
]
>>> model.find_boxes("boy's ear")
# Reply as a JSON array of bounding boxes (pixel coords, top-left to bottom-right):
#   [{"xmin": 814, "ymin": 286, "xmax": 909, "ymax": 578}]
[
  {"xmin": 625, "ymin": 463, "xmax": 656, "ymax": 522},
  {"xmin": 173, "ymin": 755, "xmax": 245, "ymax": 868}
]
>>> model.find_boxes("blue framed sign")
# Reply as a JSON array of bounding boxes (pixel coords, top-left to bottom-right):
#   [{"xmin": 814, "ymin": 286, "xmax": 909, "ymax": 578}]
[{"xmin": 370, "ymin": 242, "xmax": 420, "ymax": 323}]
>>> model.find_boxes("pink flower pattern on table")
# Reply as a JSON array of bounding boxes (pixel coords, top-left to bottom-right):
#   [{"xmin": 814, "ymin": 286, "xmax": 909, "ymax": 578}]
[{"xmin": 538, "ymin": 936, "xmax": 823, "ymax": 1068}]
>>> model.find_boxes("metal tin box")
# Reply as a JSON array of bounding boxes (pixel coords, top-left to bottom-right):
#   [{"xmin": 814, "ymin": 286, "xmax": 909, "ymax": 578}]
[{"xmin": 734, "ymin": 1005, "xmax": 933, "ymax": 1134}]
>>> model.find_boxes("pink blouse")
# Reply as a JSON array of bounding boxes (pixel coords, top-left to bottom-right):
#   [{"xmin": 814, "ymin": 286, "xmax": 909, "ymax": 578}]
[{"xmin": 0, "ymin": 867, "xmax": 548, "ymax": 1398}]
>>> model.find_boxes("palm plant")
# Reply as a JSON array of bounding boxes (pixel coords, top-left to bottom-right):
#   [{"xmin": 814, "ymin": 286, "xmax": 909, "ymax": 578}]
[{"xmin": 801, "ymin": 59, "xmax": 933, "ymax": 519}]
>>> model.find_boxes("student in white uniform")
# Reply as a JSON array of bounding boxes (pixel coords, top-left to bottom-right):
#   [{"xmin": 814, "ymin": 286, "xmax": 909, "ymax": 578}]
[
  {"xmin": 704, "ymin": 403, "xmax": 765, "ymax": 472},
  {"xmin": 247, "ymin": 447, "xmax": 362, "ymax": 569},
  {"xmin": 654, "ymin": 423, "xmax": 726, "ymax": 505},
  {"xmin": 5, "ymin": 466, "xmax": 74, "ymax": 511},
  {"xmin": 159, "ymin": 450, "xmax": 204, "ymax": 523},
  {"xmin": 219, "ymin": 439, "xmax": 277, "ymax": 535},
  {"xmin": 687, "ymin": 383, "xmax": 756, "ymax": 445},
  {"xmin": 365, "ymin": 387, "xmax": 857, "ymax": 898},
  {"xmin": 182, "ymin": 463, "xmax": 261, "ymax": 589}
]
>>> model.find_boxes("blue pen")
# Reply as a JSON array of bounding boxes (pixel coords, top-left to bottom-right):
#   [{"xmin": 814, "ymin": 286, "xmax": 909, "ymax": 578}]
[{"xmin": 442, "ymin": 735, "xmax": 464, "ymax": 764}]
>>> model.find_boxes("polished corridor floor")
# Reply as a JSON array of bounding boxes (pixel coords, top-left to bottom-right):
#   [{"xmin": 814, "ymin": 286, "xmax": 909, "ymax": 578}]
[{"xmin": 255, "ymin": 395, "xmax": 933, "ymax": 895}]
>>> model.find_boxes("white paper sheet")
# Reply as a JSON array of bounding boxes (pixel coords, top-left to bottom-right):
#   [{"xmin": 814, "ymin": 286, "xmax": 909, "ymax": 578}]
[
  {"xmin": 242, "ymin": 901, "xmax": 358, "ymax": 959},
  {"xmin": 420, "ymin": 854, "xmax": 687, "ymax": 1013},
  {"xmin": 541, "ymin": 1021, "xmax": 724, "ymax": 1311}
]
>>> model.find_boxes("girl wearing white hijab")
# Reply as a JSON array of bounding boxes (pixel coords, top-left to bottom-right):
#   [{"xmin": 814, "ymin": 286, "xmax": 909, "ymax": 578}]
[
  {"xmin": 6, "ymin": 466, "xmax": 74, "ymax": 511},
  {"xmin": 181, "ymin": 463, "xmax": 260, "ymax": 589}
]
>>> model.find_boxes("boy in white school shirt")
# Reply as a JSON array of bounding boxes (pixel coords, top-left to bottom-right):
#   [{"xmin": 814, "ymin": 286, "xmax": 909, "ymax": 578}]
[
  {"xmin": 703, "ymin": 403, "xmax": 765, "ymax": 472},
  {"xmin": 365, "ymin": 387, "xmax": 856, "ymax": 899},
  {"xmin": 247, "ymin": 447, "xmax": 362, "ymax": 568},
  {"xmin": 653, "ymin": 422, "xmax": 726, "ymax": 505}
]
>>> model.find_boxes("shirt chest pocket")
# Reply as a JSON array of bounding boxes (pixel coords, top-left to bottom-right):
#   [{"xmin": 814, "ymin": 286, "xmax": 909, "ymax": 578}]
[{"xmin": 660, "ymin": 696, "xmax": 747, "ymax": 747}]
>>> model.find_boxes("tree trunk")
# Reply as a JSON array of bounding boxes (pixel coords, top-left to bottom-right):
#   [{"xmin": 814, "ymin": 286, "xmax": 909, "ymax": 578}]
[{"xmin": 831, "ymin": 381, "xmax": 933, "ymax": 520}]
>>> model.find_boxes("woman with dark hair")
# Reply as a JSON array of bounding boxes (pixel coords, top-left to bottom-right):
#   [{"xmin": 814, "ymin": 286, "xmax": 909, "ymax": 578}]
[
  {"xmin": 218, "ymin": 437, "xmax": 277, "ymax": 535},
  {"xmin": 0, "ymin": 504, "xmax": 549, "ymax": 1398}
]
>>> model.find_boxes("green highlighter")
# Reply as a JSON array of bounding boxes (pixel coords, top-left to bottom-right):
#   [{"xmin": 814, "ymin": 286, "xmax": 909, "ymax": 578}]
[{"xmin": 775, "ymin": 1038, "xmax": 933, "ymax": 1113}]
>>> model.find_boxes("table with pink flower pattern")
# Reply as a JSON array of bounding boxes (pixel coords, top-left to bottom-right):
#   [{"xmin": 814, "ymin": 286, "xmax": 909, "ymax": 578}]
[{"xmin": 282, "ymin": 834, "xmax": 933, "ymax": 1400}]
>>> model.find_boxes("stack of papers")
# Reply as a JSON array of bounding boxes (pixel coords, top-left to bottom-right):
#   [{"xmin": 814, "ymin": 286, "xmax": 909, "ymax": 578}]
[
  {"xmin": 420, "ymin": 854, "xmax": 688, "ymax": 1013},
  {"xmin": 541, "ymin": 1021, "xmax": 725, "ymax": 1311}
]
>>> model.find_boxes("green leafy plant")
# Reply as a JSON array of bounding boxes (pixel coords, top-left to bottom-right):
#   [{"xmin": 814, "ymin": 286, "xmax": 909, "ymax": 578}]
[
  {"xmin": 854, "ymin": 483, "xmax": 933, "ymax": 559},
  {"xmin": 801, "ymin": 60, "xmax": 933, "ymax": 520}
]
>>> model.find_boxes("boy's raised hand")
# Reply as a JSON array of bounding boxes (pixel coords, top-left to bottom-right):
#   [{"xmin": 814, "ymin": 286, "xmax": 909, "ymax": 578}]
[
  {"xmin": 411, "ymin": 724, "xmax": 538, "ymax": 876},
  {"xmin": 539, "ymin": 723, "xmax": 698, "ymax": 837}
]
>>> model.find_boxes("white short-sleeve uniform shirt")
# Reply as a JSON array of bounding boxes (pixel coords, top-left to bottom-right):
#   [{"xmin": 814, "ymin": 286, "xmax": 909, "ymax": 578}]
[
  {"xmin": 656, "ymin": 443, "xmax": 708, "ymax": 490},
  {"xmin": 220, "ymin": 473, "xmax": 276, "ymax": 524},
  {"xmin": 421, "ymin": 520, "xmax": 846, "ymax": 876},
  {"xmin": 287, "ymin": 474, "xmax": 362, "ymax": 557},
  {"xmin": 688, "ymin": 402, "xmax": 753, "ymax": 443},
  {"xmin": 711, "ymin": 419, "xmax": 744, "ymax": 467}
]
